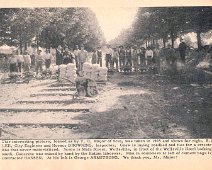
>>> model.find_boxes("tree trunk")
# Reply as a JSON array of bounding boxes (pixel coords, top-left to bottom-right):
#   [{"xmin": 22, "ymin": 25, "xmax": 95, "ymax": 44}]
[
  {"xmin": 196, "ymin": 31, "xmax": 202, "ymax": 49},
  {"xmin": 35, "ymin": 35, "xmax": 39, "ymax": 50},
  {"xmin": 19, "ymin": 37, "xmax": 23, "ymax": 54},
  {"xmin": 171, "ymin": 37, "xmax": 175, "ymax": 48},
  {"xmin": 24, "ymin": 42, "xmax": 27, "ymax": 51},
  {"xmin": 162, "ymin": 38, "xmax": 166, "ymax": 48}
]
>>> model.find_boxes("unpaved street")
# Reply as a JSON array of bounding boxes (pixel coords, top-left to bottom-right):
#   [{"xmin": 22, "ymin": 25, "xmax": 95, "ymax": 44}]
[{"xmin": 0, "ymin": 72, "xmax": 212, "ymax": 139}]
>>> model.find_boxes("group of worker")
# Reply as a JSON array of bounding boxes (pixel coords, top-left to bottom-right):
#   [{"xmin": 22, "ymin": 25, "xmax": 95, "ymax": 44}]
[
  {"xmin": 7, "ymin": 38, "xmax": 188, "ymax": 76},
  {"xmin": 90, "ymin": 39, "xmax": 188, "ymax": 72},
  {"xmin": 56, "ymin": 44, "xmax": 88, "ymax": 73},
  {"xmin": 8, "ymin": 49, "xmax": 53, "ymax": 76}
]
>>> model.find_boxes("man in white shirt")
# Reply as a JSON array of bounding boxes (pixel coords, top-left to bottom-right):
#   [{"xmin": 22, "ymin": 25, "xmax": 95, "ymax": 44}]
[
  {"xmin": 35, "ymin": 50, "xmax": 44, "ymax": 75},
  {"xmin": 105, "ymin": 45, "xmax": 113, "ymax": 69},
  {"xmin": 16, "ymin": 51, "xmax": 24, "ymax": 72},
  {"xmin": 79, "ymin": 45, "xmax": 88, "ymax": 71},
  {"xmin": 145, "ymin": 47, "xmax": 154, "ymax": 65},
  {"xmin": 23, "ymin": 50, "xmax": 31, "ymax": 72},
  {"xmin": 44, "ymin": 50, "xmax": 53, "ymax": 70}
]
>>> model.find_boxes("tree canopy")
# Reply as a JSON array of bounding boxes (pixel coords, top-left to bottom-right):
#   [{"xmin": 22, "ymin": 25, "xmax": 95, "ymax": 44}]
[
  {"xmin": 0, "ymin": 8, "xmax": 105, "ymax": 53},
  {"xmin": 111, "ymin": 7, "xmax": 212, "ymax": 49}
]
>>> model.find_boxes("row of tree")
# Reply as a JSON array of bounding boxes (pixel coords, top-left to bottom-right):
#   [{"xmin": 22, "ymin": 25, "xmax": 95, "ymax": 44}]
[
  {"xmin": 0, "ymin": 8, "xmax": 106, "ymax": 53},
  {"xmin": 110, "ymin": 7, "xmax": 212, "ymax": 49}
]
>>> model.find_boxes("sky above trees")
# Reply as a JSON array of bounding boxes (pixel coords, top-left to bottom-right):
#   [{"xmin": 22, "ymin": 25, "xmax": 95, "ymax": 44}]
[{"xmin": 91, "ymin": 7, "xmax": 137, "ymax": 42}]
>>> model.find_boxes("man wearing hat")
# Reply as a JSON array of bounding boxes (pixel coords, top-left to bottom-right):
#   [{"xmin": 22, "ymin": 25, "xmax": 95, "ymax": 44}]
[
  {"xmin": 78, "ymin": 45, "xmax": 88, "ymax": 71},
  {"xmin": 56, "ymin": 45, "xmax": 63, "ymax": 65},
  {"xmin": 118, "ymin": 45, "xmax": 125, "ymax": 71},
  {"xmin": 35, "ymin": 49, "xmax": 44, "ymax": 76},
  {"xmin": 178, "ymin": 38, "xmax": 187, "ymax": 63}
]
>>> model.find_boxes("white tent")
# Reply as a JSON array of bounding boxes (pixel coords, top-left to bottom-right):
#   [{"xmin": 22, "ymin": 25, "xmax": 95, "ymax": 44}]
[{"xmin": 0, "ymin": 44, "xmax": 17, "ymax": 54}]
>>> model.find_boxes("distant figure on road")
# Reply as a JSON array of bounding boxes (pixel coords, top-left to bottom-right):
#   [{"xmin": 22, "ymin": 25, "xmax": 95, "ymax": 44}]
[
  {"xmin": 78, "ymin": 45, "xmax": 88, "ymax": 71},
  {"xmin": 139, "ymin": 47, "xmax": 146, "ymax": 66},
  {"xmin": 74, "ymin": 45, "xmax": 81, "ymax": 71},
  {"xmin": 131, "ymin": 46, "xmax": 138, "ymax": 72},
  {"xmin": 105, "ymin": 45, "xmax": 113, "ymax": 70},
  {"xmin": 145, "ymin": 47, "xmax": 154, "ymax": 66},
  {"xmin": 178, "ymin": 38, "xmax": 187, "ymax": 63},
  {"xmin": 118, "ymin": 46, "xmax": 125, "ymax": 71}
]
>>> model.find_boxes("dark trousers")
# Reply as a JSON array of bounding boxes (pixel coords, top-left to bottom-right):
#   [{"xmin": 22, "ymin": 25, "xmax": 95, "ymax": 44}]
[
  {"xmin": 106, "ymin": 54, "xmax": 112, "ymax": 69},
  {"xmin": 97, "ymin": 57, "xmax": 102, "ymax": 67},
  {"xmin": 140, "ymin": 55, "xmax": 145, "ymax": 65},
  {"xmin": 36, "ymin": 61, "xmax": 43, "ymax": 75},
  {"xmin": 125, "ymin": 57, "xmax": 132, "ymax": 66},
  {"xmin": 17, "ymin": 62, "xmax": 22, "ymax": 72},
  {"xmin": 45, "ymin": 59, "xmax": 51, "ymax": 69},
  {"xmin": 119, "ymin": 58, "xmax": 125, "ymax": 71},
  {"xmin": 180, "ymin": 51, "xmax": 186, "ymax": 63},
  {"xmin": 10, "ymin": 63, "xmax": 17, "ymax": 72}
]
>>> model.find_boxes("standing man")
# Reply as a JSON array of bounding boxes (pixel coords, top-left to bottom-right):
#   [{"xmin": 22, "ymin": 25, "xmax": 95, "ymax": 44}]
[
  {"xmin": 131, "ymin": 46, "xmax": 138, "ymax": 72},
  {"xmin": 16, "ymin": 51, "xmax": 24, "ymax": 73},
  {"xmin": 118, "ymin": 45, "xmax": 125, "ymax": 72},
  {"xmin": 153, "ymin": 46, "xmax": 161, "ymax": 74},
  {"xmin": 139, "ymin": 47, "xmax": 146, "ymax": 66},
  {"xmin": 167, "ymin": 44, "xmax": 177, "ymax": 71},
  {"xmin": 92, "ymin": 49, "xmax": 98, "ymax": 64},
  {"xmin": 74, "ymin": 45, "xmax": 81, "ymax": 70},
  {"xmin": 112, "ymin": 47, "xmax": 119, "ymax": 71},
  {"xmin": 79, "ymin": 45, "xmax": 88, "ymax": 71},
  {"xmin": 69, "ymin": 48, "xmax": 75, "ymax": 64},
  {"xmin": 145, "ymin": 47, "xmax": 154, "ymax": 66},
  {"xmin": 35, "ymin": 49, "xmax": 43, "ymax": 76},
  {"xmin": 23, "ymin": 50, "xmax": 31, "ymax": 73},
  {"xmin": 9, "ymin": 50, "xmax": 18, "ymax": 73},
  {"xmin": 178, "ymin": 38, "xmax": 187, "ymax": 63},
  {"xmin": 63, "ymin": 48, "xmax": 71, "ymax": 65},
  {"xmin": 125, "ymin": 46, "xmax": 132, "ymax": 68},
  {"xmin": 97, "ymin": 47, "xmax": 103, "ymax": 67},
  {"xmin": 44, "ymin": 50, "xmax": 52, "ymax": 70},
  {"xmin": 105, "ymin": 45, "xmax": 113, "ymax": 70},
  {"xmin": 56, "ymin": 45, "xmax": 63, "ymax": 65}
]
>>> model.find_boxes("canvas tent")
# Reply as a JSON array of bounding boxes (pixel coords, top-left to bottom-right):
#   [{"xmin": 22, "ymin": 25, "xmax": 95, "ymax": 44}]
[{"xmin": 0, "ymin": 44, "xmax": 17, "ymax": 54}]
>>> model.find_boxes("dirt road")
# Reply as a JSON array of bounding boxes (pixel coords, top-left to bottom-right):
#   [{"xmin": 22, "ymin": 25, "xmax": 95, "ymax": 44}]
[{"xmin": 0, "ymin": 72, "xmax": 212, "ymax": 139}]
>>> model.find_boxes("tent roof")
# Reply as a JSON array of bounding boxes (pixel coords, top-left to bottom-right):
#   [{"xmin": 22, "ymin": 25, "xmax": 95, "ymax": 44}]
[{"xmin": 0, "ymin": 44, "xmax": 17, "ymax": 54}]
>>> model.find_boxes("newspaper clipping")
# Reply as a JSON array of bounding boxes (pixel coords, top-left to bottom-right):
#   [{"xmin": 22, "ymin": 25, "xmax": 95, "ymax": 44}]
[{"xmin": 0, "ymin": 0, "xmax": 212, "ymax": 169}]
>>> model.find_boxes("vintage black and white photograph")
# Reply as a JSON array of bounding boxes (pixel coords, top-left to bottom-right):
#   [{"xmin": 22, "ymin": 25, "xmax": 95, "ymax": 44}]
[{"xmin": 0, "ymin": 7, "xmax": 211, "ymax": 139}]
